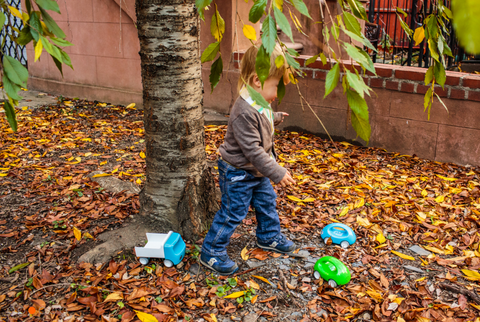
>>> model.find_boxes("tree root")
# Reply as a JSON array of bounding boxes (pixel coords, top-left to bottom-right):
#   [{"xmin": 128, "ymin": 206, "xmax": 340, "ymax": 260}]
[{"xmin": 439, "ymin": 282, "xmax": 480, "ymax": 304}]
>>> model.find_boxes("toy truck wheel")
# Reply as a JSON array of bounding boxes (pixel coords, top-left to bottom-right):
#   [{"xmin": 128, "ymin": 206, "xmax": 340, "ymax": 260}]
[
  {"xmin": 328, "ymin": 280, "xmax": 338, "ymax": 288},
  {"xmin": 164, "ymin": 259, "xmax": 174, "ymax": 268},
  {"xmin": 313, "ymin": 271, "xmax": 321, "ymax": 279},
  {"xmin": 340, "ymin": 241, "xmax": 350, "ymax": 249},
  {"xmin": 139, "ymin": 257, "xmax": 149, "ymax": 265}
]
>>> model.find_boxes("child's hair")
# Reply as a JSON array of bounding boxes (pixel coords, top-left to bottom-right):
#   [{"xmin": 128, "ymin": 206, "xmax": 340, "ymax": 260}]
[{"xmin": 237, "ymin": 43, "xmax": 289, "ymax": 92}]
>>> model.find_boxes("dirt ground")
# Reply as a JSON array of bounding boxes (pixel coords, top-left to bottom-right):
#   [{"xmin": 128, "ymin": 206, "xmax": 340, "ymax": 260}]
[{"xmin": 1, "ymin": 98, "xmax": 480, "ymax": 322}]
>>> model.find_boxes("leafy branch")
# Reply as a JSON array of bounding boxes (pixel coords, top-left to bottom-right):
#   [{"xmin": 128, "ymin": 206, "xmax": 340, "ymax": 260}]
[{"xmin": 1, "ymin": 0, "xmax": 73, "ymax": 131}]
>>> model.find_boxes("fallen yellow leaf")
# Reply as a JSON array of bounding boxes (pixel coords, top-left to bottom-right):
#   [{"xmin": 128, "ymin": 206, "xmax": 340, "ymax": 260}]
[
  {"xmin": 462, "ymin": 269, "xmax": 480, "ymax": 281},
  {"xmin": 376, "ymin": 233, "xmax": 386, "ymax": 244},
  {"xmin": 140, "ymin": 151, "xmax": 146, "ymax": 159},
  {"xmin": 73, "ymin": 227, "xmax": 82, "ymax": 241},
  {"xmin": 224, "ymin": 291, "xmax": 246, "ymax": 299},
  {"xmin": 391, "ymin": 250, "xmax": 415, "ymax": 261},
  {"xmin": 104, "ymin": 292, "xmax": 123, "ymax": 302},
  {"xmin": 252, "ymin": 275, "xmax": 272, "ymax": 285},
  {"xmin": 92, "ymin": 173, "xmax": 111, "ymax": 178},
  {"xmin": 249, "ymin": 279, "xmax": 260, "ymax": 290},
  {"xmin": 339, "ymin": 207, "xmax": 349, "ymax": 217},
  {"xmin": 241, "ymin": 246, "xmax": 249, "ymax": 261},
  {"xmin": 415, "ymin": 277, "xmax": 426, "ymax": 282},
  {"xmin": 126, "ymin": 103, "xmax": 136, "ymax": 109},
  {"xmin": 435, "ymin": 195, "xmax": 445, "ymax": 203},
  {"xmin": 134, "ymin": 310, "xmax": 158, "ymax": 322}
]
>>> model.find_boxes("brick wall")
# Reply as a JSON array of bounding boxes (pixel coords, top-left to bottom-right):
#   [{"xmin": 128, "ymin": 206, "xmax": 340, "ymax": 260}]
[
  {"xmin": 24, "ymin": 0, "xmax": 143, "ymax": 106},
  {"xmin": 225, "ymin": 52, "xmax": 480, "ymax": 167}
]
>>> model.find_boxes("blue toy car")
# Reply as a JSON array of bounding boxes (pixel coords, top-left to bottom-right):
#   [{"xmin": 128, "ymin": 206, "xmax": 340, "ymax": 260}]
[
  {"xmin": 321, "ymin": 223, "xmax": 356, "ymax": 249},
  {"xmin": 135, "ymin": 231, "xmax": 186, "ymax": 267}
]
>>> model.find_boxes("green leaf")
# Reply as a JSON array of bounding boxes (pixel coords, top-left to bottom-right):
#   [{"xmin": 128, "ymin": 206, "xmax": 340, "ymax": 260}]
[
  {"xmin": 424, "ymin": 86, "xmax": 433, "ymax": 119},
  {"xmin": 325, "ymin": 63, "xmax": 340, "ymax": 98},
  {"xmin": 255, "ymin": 45, "xmax": 270, "ymax": 87},
  {"xmin": 285, "ymin": 52, "xmax": 300, "ymax": 70},
  {"xmin": 29, "ymin": 12, "xmax": 41, "ymax": 41},
  {"xmin": 346, "ymin": 89, "xmax": 370, "ymax": 143},
  {"xmin": 261, "ymin": 15, "xmax": 276, "ymax": 55},
  {"xmin": 52, "ymin": 55, "xmax": 63, "ymax": 76},
  {"xmin": 342, "ymin": 28, "xmax": 376, "ymax": 52},
  {"xmin": 343, "ymin": 11, "xmax": 361, "ymax": 36},
  {"xmin": 277, "ymin": 77, "xmax": 286, "ymax": 105},
  {"xmin": 331, "ymin": 24, "xmax": 339, "ymax": 41},
  {"xmin": 8, "ymin": 262, "xmax": 29, "ymax": 274},
  {"xmin": 286, "ymin": 47, "xmax": 299, "ymax": 57},
  {"xmin": 291, "ymin": 0, "xmax": 311, "ymax": 19},
  {"xmin": 246, "ymin": 84, "xmax": 271, "ymax": 111},
  {"xmin": 61, "ymin": 50, "xmax": 73, "ymax": 69},
  {"xmin": 16, "ymin": 27, "xmax": 34, "ymax": 46},
  {"xmin": 424, "ymin": 66, "xmax": 434, "ymax": 85},
  {"xmin": 396, "ymin": 7, "xmax": 408, "ymax": 18},
  {"xmin": 39, "ymin": 8, "xmax": 66, "ymax": 38},
  {"xmin": 201, "ymin": 42, "xmax": 220, "ymax": 63},
  {"xmin": 0, "ymin": 11, "xmax": 5, "ymax": 28},
  {"xmin": 437, "ymin": 35, "xmax": 444, "ymax": 55},
  {"xmin": 434, "ymin": 62, "xmax": 446, "ymax": 88},
  {"xmin": 3, "ymin": 55, "xmax": 28, "ymax": 87},
  {"xmin": 211, "ymin": 6, "xmax": 225, "ymax": 42},
  {"xmin": 195, "ymin": 0, "xmax": 213, "ymax": 20},
  {"xmin": 346, "ymin": 0, "xmax": 368, "ymax": 21},
  {"xmin": 346, "ymin": 70, "xmax": 371, "ymax": 99},
  {"xmin": 428, "ymin": 39, "xmax": 440, "ymax": 62},
  {"xmin": 320, "ymin": 53, "xmax": 327, "ymax": 65},
  {"xmin": 3, "ymin": 74, "xmax": 23, "ymax": 101},
  {"xmin": 425, "ymin": 15, "xmax": 438, "ymax": 40},
  {"xmin": 305, "ymin": 54, "xmax": 319, "ymax": 66},
  {"xmin": 443, "ymin": 40, "xmax": 453, "ymax": 57},
  {"xmin": 274, "ymin": 6, "xmax": 293, "ymax": 42},
  {"xmin": 397, "ymin": 14, "xmax": 413, "ymax": 39},
  {"xmin": 25, "ymin": 0, "xmax": 32, "ymax": 14},
  {"xmin": 343, "ymin": 43, "xmax": 375, "ymax": 74},
  {"xmin": 209, "ymin": 56, "xmax": 223, "ymax": 92},
  {"xmin": 50, "ymin": 37, "xmax": 73, "ymax": 47},
  {"xmin": 275, "ymin": 55, "xmax": 285, "ymax": 68},
  {"xmin": 443, "ymin": 7, "xmax": 453, "ymax": 19},
  {"xmin": 249, "ymin": 0, "xmax": 267, "ymax": 23},
  {"xmin": 35, "ymin": 0, "xmax": 60, "ymax": 13}
]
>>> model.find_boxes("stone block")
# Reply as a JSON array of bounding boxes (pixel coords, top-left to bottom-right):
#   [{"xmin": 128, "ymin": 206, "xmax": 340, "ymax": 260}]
[
  {"xmin": 307, "ymin": 78, "xmax": 348, "ymax": 110},
  {"xmin": 436, "ymin": 125, "xmax": 480, "ymax": 166},
  {"xmin": 369, "ymin": 116, "xmax": 438, "ymax": 160},
  {"xmin": 96, "ymin": 57, "xmax": 142, "ymax": 91}
]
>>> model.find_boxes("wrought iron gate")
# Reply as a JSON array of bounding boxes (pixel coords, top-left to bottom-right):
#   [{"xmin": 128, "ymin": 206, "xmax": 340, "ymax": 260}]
[
  {"xmin": 0, "ymin": 0, "xmax": 28, "ymax": 67},
  {"xmin": 365, "ymin": 0, "xmax": 462, "ymax": 69}
]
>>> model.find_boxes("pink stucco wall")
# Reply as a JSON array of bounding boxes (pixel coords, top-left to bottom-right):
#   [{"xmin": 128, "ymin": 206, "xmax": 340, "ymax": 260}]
[{"xmin": 26, "ymin": 0, "xmax": 142, "ymax": 105}]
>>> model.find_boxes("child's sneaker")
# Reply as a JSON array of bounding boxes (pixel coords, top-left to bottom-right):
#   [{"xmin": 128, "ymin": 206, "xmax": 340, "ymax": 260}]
[
  {"xmin": 256, "ymin": 234, "xmax": 296, "ymax": 254},
  {"xmin": 200, "ymin": 252, "xmax": 239, "ymax": 275}
]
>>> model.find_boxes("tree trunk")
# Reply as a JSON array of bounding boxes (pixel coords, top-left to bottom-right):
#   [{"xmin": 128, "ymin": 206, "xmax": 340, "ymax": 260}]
[{"xmin": 135, "ymin": 0, "xmax": 218, "ymax": 241}]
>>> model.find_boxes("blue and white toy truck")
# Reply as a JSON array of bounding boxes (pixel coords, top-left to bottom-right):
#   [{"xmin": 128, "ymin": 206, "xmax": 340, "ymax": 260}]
[
  {"xmin": 135, "ymin": 231, "xmax": 186, "ymax": 267},
  {"xmin": 321, "ymin": 223, "xmax": 356, "ymax": 249}
]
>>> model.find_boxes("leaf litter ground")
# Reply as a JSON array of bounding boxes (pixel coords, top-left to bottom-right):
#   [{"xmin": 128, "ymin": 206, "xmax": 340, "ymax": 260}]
[{"xmin": 1, "ymin": 98, "xmax": 480, "ymax": 322}]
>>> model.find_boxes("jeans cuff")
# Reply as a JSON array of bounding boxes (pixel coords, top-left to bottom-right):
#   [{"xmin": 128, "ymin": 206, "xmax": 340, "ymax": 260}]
[{"xmin": 201, "ymin": 247, "xmax": 228, "ymax": 257}]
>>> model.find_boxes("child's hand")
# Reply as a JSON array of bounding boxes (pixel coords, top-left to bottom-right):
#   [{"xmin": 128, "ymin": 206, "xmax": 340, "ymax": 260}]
[
  {"xmin": 278, "ymin": 112, "xmax": 289, "ymax": 124},
  {"xmin": 279, "ymin": 170, "xmax": 295, "ymax": 187}
]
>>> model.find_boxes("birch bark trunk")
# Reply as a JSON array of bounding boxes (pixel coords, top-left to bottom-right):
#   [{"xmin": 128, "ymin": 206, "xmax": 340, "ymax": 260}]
[{"xmin": 135, "ymin": 0, "xmax": 218, "ymax": 240}]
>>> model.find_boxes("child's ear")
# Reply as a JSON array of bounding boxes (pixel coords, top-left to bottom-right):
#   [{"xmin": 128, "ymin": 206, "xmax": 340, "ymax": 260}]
[{"xmin": 252, "ymin": 74, "xmax": 261, "ymax": 88}]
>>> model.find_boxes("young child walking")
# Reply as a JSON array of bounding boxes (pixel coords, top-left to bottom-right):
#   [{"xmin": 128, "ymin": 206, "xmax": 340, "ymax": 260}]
[{"xmin": 200, "ymin": 44, "xmax": 296, "ymax": 275}]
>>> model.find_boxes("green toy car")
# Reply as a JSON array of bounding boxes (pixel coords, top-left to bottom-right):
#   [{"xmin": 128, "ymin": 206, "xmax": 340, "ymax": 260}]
[{"xmin": 313, "ymin": 256, "xmax": 351, "ymax": 288}]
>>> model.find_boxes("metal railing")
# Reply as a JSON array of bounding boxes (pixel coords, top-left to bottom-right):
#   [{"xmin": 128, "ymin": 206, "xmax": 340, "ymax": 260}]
[
  {"xmin": 0, "ymin": 0, "xmax": 28, "ymax": 67},
  {"xmin": 365, "ymin": 0, "xmax": 462, "ymax": 69}
]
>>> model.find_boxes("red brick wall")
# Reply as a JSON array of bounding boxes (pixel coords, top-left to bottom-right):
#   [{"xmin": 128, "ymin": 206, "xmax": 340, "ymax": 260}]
[{"xmin": 224, "ymin": 52, "xmax": 480, "ymax": 167}]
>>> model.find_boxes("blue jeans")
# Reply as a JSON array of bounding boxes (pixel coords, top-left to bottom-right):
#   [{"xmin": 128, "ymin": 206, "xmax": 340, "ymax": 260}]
[{"xmin": 202, "ymin": 159, "xmax": 281, "ymax": 257}]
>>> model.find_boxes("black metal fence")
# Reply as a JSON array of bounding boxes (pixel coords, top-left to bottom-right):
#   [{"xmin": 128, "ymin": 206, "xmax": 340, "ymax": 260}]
[
  {"xmin": 0, "ymin": 0, "xmax": 28, "ymax": 67},
  {"xmin": 365, "ymin": 0, "xmax": 464, "ymax": 70}
]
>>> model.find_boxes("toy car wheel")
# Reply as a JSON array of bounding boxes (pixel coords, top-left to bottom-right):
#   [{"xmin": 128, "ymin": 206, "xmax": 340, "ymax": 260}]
[
  {"xmin": 164, "ymin": 259, "xmax": 174, "ymax": 268},
  {"xmin": 313, "ymin": 271, "xmax": 321, "ymax": 279},
  {"xmin": 328, "ymin": 280, "xmax": 338, "ymax": 288},
  {"xmin": 340, "ymin": 241, "xmax": 350, "ymax": 249},
  {"xmin": 323, "ymin": 238, "xmax": 329, "ymax": 245},
  {"xmin": 139, "ymin": 257, "xmax": 149, "ymax": 265}
]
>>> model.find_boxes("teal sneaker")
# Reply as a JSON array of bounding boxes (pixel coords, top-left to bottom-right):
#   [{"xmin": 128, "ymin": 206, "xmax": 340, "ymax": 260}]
[
  {"xmin": 199, "ymin": 252, "xmax": 239, "ymax": 276},
  {"xmin": 256, "ymin": 234, "xmax": 296, "ymax": 254}
]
